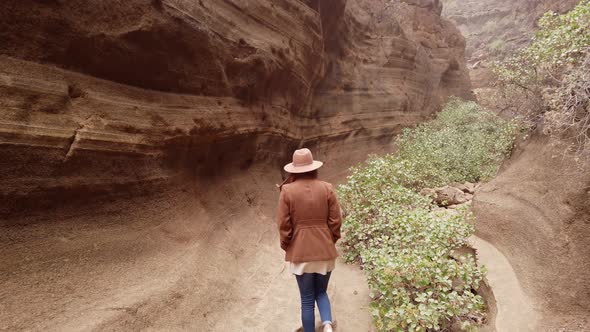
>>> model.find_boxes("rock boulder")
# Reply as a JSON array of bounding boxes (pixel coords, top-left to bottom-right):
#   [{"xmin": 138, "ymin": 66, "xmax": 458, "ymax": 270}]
[{"xmin": 434, "ymin": 185, "xmax": 468, "ymax": 206}]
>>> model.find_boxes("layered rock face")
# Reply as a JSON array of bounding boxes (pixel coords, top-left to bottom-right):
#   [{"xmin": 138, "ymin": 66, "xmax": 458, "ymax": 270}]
[
  {"xmin": 0, "ymin": 0, "xmax": 471, "ymax": 330},
  {"xmin": 0, "ymin": 0, "xmax": 325, "ymax": 216},
  {"xmin": 441, "ymin": 0, "xmax": 578, "ymax": 87},
  {"xmin": 300, "ymin": 0, "xmax": 474, "ymax": 178},
  {"xmin": 0, "ymin": 0, "xmax": 471, "ymax": 217}
]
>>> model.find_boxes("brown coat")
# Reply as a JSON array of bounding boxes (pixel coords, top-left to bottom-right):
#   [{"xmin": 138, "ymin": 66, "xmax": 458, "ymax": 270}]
[{"xmin": 276, "ymin": 178, "xmax": 342, "ymax": 263}]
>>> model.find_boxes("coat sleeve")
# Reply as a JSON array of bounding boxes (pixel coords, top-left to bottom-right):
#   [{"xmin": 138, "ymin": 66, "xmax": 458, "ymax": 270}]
[
  {"xmin": 276, "ymin": 188, "xmax": 292, "ymax": 251},
  {"xmin": 327, "ymin": 183, "xmax": 342, "ymax": 243}
]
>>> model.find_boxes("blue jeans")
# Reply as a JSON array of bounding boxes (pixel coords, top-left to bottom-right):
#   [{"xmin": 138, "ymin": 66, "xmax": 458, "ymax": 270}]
[{"xmin": 295, "ymin": 272, "xmax": 333, "ymax": 332}]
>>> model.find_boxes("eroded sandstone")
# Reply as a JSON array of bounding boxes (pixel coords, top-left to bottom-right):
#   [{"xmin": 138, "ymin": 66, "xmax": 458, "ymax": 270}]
[{"xmin": 0, "ymin": 0, "xmax": 471, "ymax": 218}]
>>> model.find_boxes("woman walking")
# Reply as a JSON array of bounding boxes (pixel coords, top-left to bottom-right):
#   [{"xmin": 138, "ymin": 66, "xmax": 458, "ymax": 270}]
[{"xmin": 277, "ymin": 148, "xmax": 342, "ymax": 332}]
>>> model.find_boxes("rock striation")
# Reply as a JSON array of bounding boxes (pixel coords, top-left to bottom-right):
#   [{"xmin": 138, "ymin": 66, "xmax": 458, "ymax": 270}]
[{"xmin": 0, "ymin": 0, "xmax": 471, "ymax": 217}]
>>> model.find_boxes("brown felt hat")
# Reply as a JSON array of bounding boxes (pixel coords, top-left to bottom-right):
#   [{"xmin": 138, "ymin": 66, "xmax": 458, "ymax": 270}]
[{"xmin": 283, "ymin": 148, "xmax": 323, "ymax": 173}]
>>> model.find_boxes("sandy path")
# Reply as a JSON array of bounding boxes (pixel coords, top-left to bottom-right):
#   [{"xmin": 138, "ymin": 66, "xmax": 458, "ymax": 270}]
[
  {"xmin": 470, "ymin": 236, "xmax": 538, "ymax": 332},
  {"xmin": 0, "ymin": 172, "xmax": 372, "ymax": 332},
  {"xmin": 213, "ymin": 257, "xmax": 373, "ymax": 332}
]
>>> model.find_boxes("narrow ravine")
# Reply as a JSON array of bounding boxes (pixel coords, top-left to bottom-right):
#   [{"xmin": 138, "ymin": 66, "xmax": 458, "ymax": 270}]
[
  {"xmin": 0, "ymin": 1, "xmax": 472, "ymax": 329},
  {"xmin": 2, "ymin": 0, "xmax": 589, "ymax": 331}
]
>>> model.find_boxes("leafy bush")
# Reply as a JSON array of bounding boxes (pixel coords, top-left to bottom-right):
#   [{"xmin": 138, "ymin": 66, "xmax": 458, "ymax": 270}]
[
  {"xmin": 393, "ymin": 99, "xmax": 518, "ymax": 189},
  {"xmin": 543, "ymin": 52, "xmax": 590, "ymax": 154},
  {"xmin": 338, "ymin": 99, "xmax": 516, "ymax": 331},
  {"xmin": 492, "ymin": 0, "xmax": 590, "ymax": 149},
  {"xmin": 494, "ymin": 0, "xmax": 590, "ymax": 87}
]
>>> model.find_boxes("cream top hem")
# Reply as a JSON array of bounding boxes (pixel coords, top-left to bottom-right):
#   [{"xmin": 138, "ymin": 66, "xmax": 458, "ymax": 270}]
[{"xmin": 289, "ymin": 259, "xmax": 336, "ymax": 275}]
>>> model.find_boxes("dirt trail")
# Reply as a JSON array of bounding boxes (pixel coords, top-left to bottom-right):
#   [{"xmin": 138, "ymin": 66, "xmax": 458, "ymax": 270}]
[
  {"xmin": 0, "ymin": 169, "xmax": 372, "ymax": 331},
  {"xmin": 470, "ymin": 236, "xmax": 538, "ymax": 331}
]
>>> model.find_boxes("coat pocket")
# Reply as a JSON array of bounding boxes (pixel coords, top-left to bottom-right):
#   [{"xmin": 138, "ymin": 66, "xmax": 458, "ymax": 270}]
[{"xmin": 291, "ymin": 226, "xmax": 337, "ymax": 261}]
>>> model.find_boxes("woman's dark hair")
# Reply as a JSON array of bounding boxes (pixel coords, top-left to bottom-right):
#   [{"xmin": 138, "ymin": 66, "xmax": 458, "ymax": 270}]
[{"xmin": 292, "ymin": 170, "xmax": 318, "ymax": 180}]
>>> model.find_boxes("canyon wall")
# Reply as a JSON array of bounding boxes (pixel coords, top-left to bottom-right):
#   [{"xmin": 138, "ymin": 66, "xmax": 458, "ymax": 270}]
[
  {"xmin": 0, "ymin": 0, "xmax": 471, "ymax": 218},
  {"xmin": 0, "ymin": 0, "xmax": 324, "ymax": 217}
]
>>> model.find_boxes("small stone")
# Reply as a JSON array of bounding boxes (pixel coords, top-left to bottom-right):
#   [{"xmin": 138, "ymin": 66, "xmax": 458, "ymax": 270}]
[
  {"xmin": 420, "ymin": 188, "xmax": 436, "ymax": 197},
  {"xmin": 452, "ymin": 182, "xmax": 476, "ymax": 194},
  {"xmin": 434, "ymin": 186, "xmax": 467, "ymax": 206}
]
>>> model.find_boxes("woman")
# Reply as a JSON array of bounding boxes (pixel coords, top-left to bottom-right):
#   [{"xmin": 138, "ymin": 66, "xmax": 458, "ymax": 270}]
[{"xmin": 277, "ymin": 148, "xmax": 342, "ymax": 332}]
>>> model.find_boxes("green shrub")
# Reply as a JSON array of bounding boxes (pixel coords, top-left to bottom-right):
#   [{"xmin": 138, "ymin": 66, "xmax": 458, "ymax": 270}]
[
  {"xmin": 338, "ymin": 99, "xmax": 517, "ymax": 331},
  {"xmin": 393, "ymin": 98, "xmax": 518, "ymax": 189},
  {"xmin": 493, "ymin": 0, "xmax": 590, "ymax": 156},
  {"xmin": 494, "ymin": 0, "xmax": 590, "ymax": 87},
  {"xmin": 544, "ymin": 53, "xmax": 590, "ymax": 157},
  {"xmin": 339, "ymin": 170, "xmax": 486, "ymax": 331}
]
